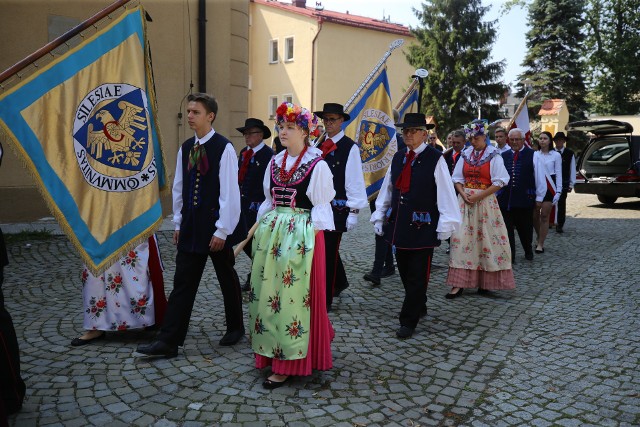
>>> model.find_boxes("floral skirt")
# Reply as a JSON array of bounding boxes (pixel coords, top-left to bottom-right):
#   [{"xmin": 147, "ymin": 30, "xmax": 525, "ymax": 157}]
[
  {"xmin": 81, "ymin": 237, "xmax": 165, "ymax": 331},
  {"xmin": 249, "ymin": 207, "xmax": 333, "ymax": 375},
  {"xmin": 446, "ymin": 190, "xmax": 515, "ymax": 290}
]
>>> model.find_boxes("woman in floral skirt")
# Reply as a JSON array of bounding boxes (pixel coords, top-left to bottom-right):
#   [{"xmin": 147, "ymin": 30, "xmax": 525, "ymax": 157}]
[
  {"xmin": 445, "ymin": 119, "xmax": 515, "ymax": 298},
  {"xmin": 71, "ymin": 235, "xmax": 166, "ymax": 345},
  {"xmin": 248, "ymin": 102, "xmax": 335, "ymax": 389}
]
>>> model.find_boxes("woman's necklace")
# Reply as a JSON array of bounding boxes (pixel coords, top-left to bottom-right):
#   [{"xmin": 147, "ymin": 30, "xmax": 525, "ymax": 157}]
[
  {"xmin": 279, "ymin": 145, "xmax": 309, "ymax": 183},
  {"xmin": 470, "ymin": 145, "xmax": 487, "ymax": 163}
]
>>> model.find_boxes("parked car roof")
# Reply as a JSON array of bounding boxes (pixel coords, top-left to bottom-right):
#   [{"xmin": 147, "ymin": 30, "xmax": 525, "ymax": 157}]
[{"xmin": 566, "ymin": 120, "xmax": 633, "ymax": 135}]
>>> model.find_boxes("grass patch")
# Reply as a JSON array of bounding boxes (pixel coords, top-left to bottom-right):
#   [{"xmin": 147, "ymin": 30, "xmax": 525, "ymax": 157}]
[{"xmin": 5, "ymin": 229, "xmax": 55, "ymax": 245}]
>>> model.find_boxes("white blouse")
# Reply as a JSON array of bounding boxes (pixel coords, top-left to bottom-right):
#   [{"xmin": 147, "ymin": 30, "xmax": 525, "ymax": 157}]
[
  {"xmin": 533, "ymin": 150, "xmax": 562, "ymax": 201},
  {"xmin": 451, "ymin": 145, "xmax": 510, "ymax": 187},
  {"xmin": 257, "ymin": 146, "xmax": 336, "ymax": 230}
]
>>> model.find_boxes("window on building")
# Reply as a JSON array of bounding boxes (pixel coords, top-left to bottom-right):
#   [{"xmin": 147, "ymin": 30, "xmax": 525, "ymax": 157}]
[
  {"xmin": 269, "ymin": 96, "xmax": 278, "ymax": 119},
  {"xmin": 284, "ymin": 37, "xmax": 294, "ymax": 62},
  {"xmin": 269, "ymin": 39, "xmax": 278, "ymax": 63},
  {"xmin": 284, "ymin": 94, "xmax": 293, "ymax": 104}
]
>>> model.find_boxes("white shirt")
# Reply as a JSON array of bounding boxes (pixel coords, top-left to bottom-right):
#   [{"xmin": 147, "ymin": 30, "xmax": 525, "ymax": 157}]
[
  {"xmin": 451, "ymin": 145, "xmax": 511, "ymax": 187},
  {"xmin": 533, "ymin": 150, "xmax": 563, "ymax": 201},
  {"xmin": 329, "ymin": 130, "xmax": 369, "ymax": 211},
  {"xmin": 557, "ymin": 147, "xmax": 576, "ymax": 188},
  {"xmin": 172, "ymin": 128, "xmax": 241, "ymax": 240},
  {"xmin": 498, "ymin": 144, "xmax": 511, "ymax": 153},
  {"xmin": 257, "ymin": 146, "xmax": 336, "ymax": 231},
  {"xmin": 371, "ymin": 143, "xmax": 462, "ymax": 240}
]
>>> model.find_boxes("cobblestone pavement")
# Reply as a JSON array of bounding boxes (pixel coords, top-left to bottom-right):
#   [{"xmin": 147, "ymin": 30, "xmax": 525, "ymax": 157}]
[{"xmin": 3, "ymin": 193, "xmax": 640, "ymax": 427}]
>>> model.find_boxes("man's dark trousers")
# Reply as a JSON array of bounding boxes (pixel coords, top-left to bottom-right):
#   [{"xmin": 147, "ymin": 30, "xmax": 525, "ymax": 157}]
[
  {"xmin": 395, "ymin": 248, "xmax": 433, "ymax": 329},
  {"xmin": 158, "ymin": 248, "xmax": 243, "ymax": 347},
  {"xmin": 501, "ymin": 207, "xmax": 534, "ymax": 259}
]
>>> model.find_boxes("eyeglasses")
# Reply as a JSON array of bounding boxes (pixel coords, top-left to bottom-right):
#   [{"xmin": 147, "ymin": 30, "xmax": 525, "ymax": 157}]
[
  {"xmin": 243, "ymin": 131, "xmax": 262, "ymax": 136},
  {"xmin": 322, "ymin": 117, "xmax": 342, "ymax": 124},
  {"xmin": 509, "ymin": 138, "xmax": 523, "ymax": 141},
  {"xmin": 402, "ymin": 128, "xmax": 425, "ymax": 135},
  {"xmin": 428, "ymin": 137, "xmax": 437, "ymax": 140}
]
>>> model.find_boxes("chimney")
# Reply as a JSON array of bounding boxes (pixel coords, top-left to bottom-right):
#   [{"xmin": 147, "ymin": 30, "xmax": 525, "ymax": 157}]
[{"xmin": 293, "ymin": 0, "xmax": 306, "ymax": 8}]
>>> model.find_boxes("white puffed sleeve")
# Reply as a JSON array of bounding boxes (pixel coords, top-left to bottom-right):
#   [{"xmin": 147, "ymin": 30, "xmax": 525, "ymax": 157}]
[
  {"xmin": 490, "ymin": 154, "xmax": 510, "ymax": 187},
  {"xmin": 308, "ymin": 160, "xmax": 336, "ymax": 230}
]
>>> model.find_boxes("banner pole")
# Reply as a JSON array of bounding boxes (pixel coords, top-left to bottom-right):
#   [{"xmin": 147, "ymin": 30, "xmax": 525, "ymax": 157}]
[
  {"xmin": 506, "ymin": 90, "xmax": 531, "ymax": 130},
  {"xmin": 394, "ymin": 79, "xmax": 419, "ymax": 110}
]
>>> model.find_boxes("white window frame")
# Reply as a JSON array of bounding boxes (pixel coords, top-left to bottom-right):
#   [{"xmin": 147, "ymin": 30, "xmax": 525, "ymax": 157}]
[
  {"xmin": 269, "ymin": 39, "xmax": 278, "ymax": 64},
  {"xmin": 284, "ymin": 36, "xmax": 294, "ymax": 62},
  {"xmin": 268, "ymin": 96, "xmax": 278, "ymax": 119}
]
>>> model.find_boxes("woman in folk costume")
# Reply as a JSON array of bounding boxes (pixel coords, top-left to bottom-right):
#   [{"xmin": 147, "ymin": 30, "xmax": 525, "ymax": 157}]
[
  {"xmin": 445, "ymin": 119, "xmax": 516, "ymax": 298},
  {"xmin": 71, "ymin": 236, "xmax": 167, "ymax": 345},
  {"xmin": 532, "ymin": 131, "xmax": 562, "ymax": 253},
  {"xmin": 248, "ymin": 102, "xmax": 336, "ymax": 389}
]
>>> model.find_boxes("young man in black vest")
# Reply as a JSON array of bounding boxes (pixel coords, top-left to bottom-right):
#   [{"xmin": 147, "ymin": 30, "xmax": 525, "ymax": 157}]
[
  {"xmin": 236, "ymin": 118, "xmax": 274, "ymax": 291},
  {"xmin": 553, "ymin": 132, "xmax": 575, "ymax": 233},
  {"xmin": 137, "ymin": 93, "xmax": 245, "ymax": 358},
  {"xmin": 314, "ymin": 103, "xmax": 368, "ymax": 312},
  {"xmin": 497, "ymin": 128, "xmax": 537, "ymax": 262},
  {"xmin": 371, "ymin": 113, "xmax": 461, "ymax": 339},
  {"xmin": 443, "ymin": 130, "xmax": 465, "ymax": 175}
]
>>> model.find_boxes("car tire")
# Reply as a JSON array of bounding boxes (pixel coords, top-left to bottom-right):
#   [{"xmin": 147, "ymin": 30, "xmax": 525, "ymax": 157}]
[{"xmin": 597, "ymin": 195, "xmax": 618, "ymax": 205}]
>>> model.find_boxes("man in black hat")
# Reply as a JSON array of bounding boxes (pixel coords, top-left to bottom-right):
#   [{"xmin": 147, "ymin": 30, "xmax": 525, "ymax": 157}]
[
  {"xmin": 313, "ymin": 102, "xmax": 368, "ymax": 311},
  {"xmin": 236, "ymin": 118, "xmax": 274, "ymax": 291},
  {"xmin": 371, "ymin": 113, "xmax": 461, "ymax": 339},
  {"xmin": 553, "ymin": 132, "xmax": 575, "ymax": 233}
]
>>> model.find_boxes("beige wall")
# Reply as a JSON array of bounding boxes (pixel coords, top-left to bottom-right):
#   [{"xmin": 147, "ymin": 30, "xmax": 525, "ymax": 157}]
[
  {"xmin": 249, "ymin": 3, "xmax": 416, "ymax": 131},
  {"xmin": 0, "ymin": 0, "xmax": 249, "ymax": 222}
]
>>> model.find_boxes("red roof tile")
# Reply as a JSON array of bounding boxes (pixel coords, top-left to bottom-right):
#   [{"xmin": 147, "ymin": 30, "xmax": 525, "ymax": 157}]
[
  {"xmin": 252, "ymin": 0, "xmax": 411, "ymax": 36},
  {"xmin": 538, "ymin": 99, "xmax": 565, "ymax": 116}
]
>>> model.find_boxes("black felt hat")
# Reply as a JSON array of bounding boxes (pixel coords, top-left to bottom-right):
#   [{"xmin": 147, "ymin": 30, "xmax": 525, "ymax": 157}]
[
  {"xmin": 313, "ymin": 103, "xmax": 350, "ymax": 121},
  {"xmin": 553, "ymin": 131, "xmax": 567, "ymax": 141},
  {"xmin": 236, "ymin": 118, "xmax": 271, "ymax": 139},
  {"xmin": 395, "ymin": 113, "xmax": 435, "ymax": 129}
]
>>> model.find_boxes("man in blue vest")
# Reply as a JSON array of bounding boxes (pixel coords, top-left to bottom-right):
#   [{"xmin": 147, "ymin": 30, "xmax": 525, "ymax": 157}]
[
  {"xmin": 371, "ymin": 113, "xmax": 461, "ymax": 339},
  {"xmin": 314, "ymin": 103, "xmax": 368, "ymax": 312},
  {"xmin": 497, "ymin": 128, "xmax": 537, "ymax": 262},
  {"xmin": 137, "ymin": 93, "xmax": 245, "ymax": 358},
  {"xmin": 236, "ymin": 118, "xmax": 274, "ymax": 291},
  {"xmin": 553, "ymin": 132, "xmax": 576, "ymax": 233}
]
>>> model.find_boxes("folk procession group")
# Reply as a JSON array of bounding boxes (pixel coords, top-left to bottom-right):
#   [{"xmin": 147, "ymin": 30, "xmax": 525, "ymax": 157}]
[{"xmin": 67, "ymin": 94, "xmax": 575, "ymax": 390}]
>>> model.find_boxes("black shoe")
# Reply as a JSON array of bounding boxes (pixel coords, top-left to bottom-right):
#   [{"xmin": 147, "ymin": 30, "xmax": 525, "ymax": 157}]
[
  {"xmin": 219, "ymin": 329, "xmax": 245, "ymax": 346},
  {"xmin": 445, "ymin": 288, "xmax": 464, "ymax": 299},
  {"xmin": 70, "ymin": 331, "xmax": 105, "ymax": 346},
  {"xmin": 396, "ymin": 326, "xmax": 414, "ymax": 339},
  {"xmin": 525, "ymin": 251, "xmax": 534, "ymax": 261},
  {"xmin": 556, "ymin": 226, "xmax": 564, "ymax": 233},
  {"xmin": 445, "ymin": 248, "xmax": 450, "ymax": 254},
  {"xmin": 326, "ymin": 303, "xmax": 332, "ymax": 313},
  {"xmin": 477, "ymin": 288, "xmax": 491, "ymax": 295},
  {"xmin": 535, "ymin": 248, "xmax": 544, "ymax": 254},
  {"xmin": 241, "ymin": 274, "xmax": 251, "ymax": 292},
  {"xmin": 363, "ymin": 272, "xmax": 381, "ymax": 286},
  {"xmin": 135, "ymin": 341, "xmax": 178, "ymax": 358},
  {"xmin": 380, "ymin": 266, "xmax": 395, "ymax": 278},
  {"xmin": 262, "ymin": 376, "xmax": 290, "ymax": 389}
]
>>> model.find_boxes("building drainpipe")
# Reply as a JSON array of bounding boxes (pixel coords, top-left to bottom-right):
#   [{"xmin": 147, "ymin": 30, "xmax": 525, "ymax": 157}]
[
  {"xmin": 311, "ymin": 18, "xmax": 323, "ymax": 111},
  {"xmin": 198, "ymin": 0, "xmax": 206, "ymax": 93}
]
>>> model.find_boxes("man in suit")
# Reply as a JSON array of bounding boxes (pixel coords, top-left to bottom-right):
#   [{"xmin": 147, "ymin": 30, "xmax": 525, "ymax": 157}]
[
  {"xmin": 553, "ymin": 132, "xmax": 576, "ymax": 233},
  {"xmin": 314, "ymin": 103, "xmax": 368, "ymax": 311},
  {"xmin": 497, "ymin": 127, "xmax": 537, "ymax": 262},
  {"xmin": 236, "ymin": 118, "xmax": 274, "ymax": 291},
  {"xmin": 443, "ymin": 129, "xmax": 465, "ymax": 175},
  {"xmin": 371, "ymin": 113, "xmax": 461, "ymax": 339},
  {"xmin": 0, "ymin": 143, "xmax": 26, "ymax": 419},
  {"xmin": 137, "ymin": 93, "xmax": 245, "ymax": 358}
]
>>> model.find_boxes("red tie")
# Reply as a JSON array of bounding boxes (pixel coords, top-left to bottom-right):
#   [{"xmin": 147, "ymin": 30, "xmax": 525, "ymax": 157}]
[
  {"xmin": 452, "ymin": 151, "xmax": 459, "ymax": 164},
  {"xmin": 238, "ymin": 148, "xmax": 253, "ymax": 184},
  {"xmin": 320, "ymin": 138, "xmax": 337, "ymax": 158},
  {"xmin": 513, "ymin": 149, "xmax": 519, "ymax": 166},
  {"xmin": 395, "ymin": 150, "xmax": 416, "ymax": 193}
]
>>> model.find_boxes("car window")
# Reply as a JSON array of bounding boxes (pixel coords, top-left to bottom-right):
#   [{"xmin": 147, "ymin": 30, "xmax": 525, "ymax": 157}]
[{"xmin": 587, "ymin": 143, "xmax": 628, "ymax": 161}]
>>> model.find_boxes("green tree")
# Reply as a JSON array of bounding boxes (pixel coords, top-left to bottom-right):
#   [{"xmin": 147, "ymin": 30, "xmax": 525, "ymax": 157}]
[
  {"xmin": 516, "ymin": 0, "xmax": 589, "ymax": 121},
  {"xmin": 585, "ymin": 0, "xmax": 640, "ymax": 115},
  {"xmin": 407, "ymin": 0, "xmax": 506, "ymax": 135}
]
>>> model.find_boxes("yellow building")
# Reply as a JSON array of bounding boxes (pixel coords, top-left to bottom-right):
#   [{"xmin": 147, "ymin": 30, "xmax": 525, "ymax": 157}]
[
  {"xmin": 0, "ymin": 0, "xmax": 250, "ymax": 222},
  {"xmin": 249, "ymin": 0, "xmax": 416, "ymax": 126},
  {"xmin": 539, "ymin": 99, "xmax": 569, "ymax": 136}
]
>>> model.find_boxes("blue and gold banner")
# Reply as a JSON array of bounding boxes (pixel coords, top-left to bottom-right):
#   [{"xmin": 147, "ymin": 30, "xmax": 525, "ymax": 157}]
[
  {"xmin": 0, "ymin": 6, "xmax": 167, "ymax": 274},
  {"xmin": 343, "ymin": 68, "xmax": 397, "ymax": 201},
  {"xmin": 397, "ymin": 85, "xmax": 419, "ymax": 122}
]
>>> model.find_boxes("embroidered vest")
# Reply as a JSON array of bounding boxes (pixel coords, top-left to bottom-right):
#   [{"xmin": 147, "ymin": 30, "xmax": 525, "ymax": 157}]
[
  {"xmin": 269, "ymin": 155, "xmax": 323, "ymax": 210},
  {"xmin": 323, "ymin": 135, "xmax": 355, "ymax": 232},
  {"xmin": 497, "ymin": 147, "xmax": 536, "ymax": 210}
]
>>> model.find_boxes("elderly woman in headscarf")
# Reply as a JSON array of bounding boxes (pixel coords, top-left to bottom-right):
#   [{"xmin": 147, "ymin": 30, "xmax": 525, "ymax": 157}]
[{"xmin": 445, "ymin": 119, "xmax": 516, "ymax": 298}]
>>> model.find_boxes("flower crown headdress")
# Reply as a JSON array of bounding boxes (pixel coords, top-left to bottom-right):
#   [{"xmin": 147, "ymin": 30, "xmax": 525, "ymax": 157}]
[
  {"xmin": 463, "ymin": 119, "xmax": 489, "ymax": 138},
  {"xmin": 276, "ymin": 102, "xmax": 320, "ymax": 138}
]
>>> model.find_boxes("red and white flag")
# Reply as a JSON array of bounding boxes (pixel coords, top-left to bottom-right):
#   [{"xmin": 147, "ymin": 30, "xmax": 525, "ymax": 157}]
[{"xmin": 510, "ymin": 96, "xmax": 532, "ymax": 147}]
